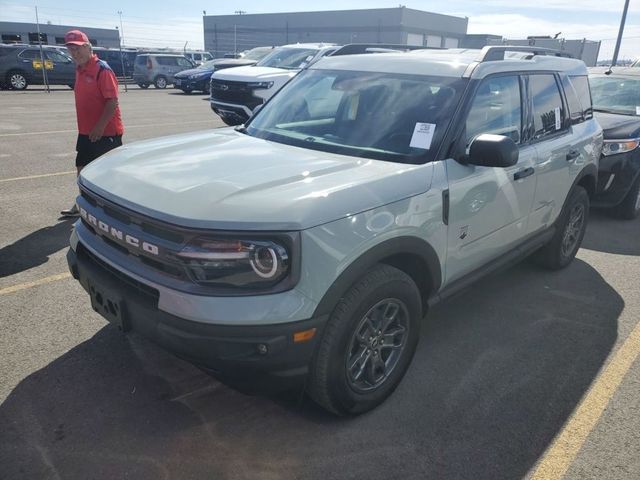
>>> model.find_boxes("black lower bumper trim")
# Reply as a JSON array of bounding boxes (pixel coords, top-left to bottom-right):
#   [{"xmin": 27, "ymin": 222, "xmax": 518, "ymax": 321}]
[{"xmin": 67, "ymin": 244, "xmax": 326, "ymax": 391}]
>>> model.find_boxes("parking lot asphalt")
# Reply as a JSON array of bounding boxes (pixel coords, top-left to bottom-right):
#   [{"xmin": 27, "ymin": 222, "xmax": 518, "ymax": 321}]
[{"xmin": 1, "ymin": 86, "xmax": 639, "ymax": 480}]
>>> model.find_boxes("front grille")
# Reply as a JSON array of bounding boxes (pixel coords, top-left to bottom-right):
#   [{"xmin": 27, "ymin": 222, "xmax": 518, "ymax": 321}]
[
  {"xmin": 210, "ymin": 80, "xmax": 263, "ymax": 110},
  {"xmin": 79, "ymin": 187, "xmax": 188, "ymax": 281}
]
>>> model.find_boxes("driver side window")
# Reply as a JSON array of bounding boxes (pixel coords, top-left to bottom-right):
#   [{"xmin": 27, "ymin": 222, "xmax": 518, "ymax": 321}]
[{"xmin": 465, "ymin": 75, "xmax": 522, "ymax": 148}]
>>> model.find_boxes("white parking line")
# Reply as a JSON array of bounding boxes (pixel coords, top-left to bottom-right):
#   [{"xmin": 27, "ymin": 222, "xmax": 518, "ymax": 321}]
[{"xmin": 0, "ymin": 120, "xmax": 212, "ymax": 137}]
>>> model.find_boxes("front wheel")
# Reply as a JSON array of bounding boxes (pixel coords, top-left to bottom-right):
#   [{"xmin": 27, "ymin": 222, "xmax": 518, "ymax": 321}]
[
  {"xmin": 534, "ymin": 186, "xmax": 589, "ymax": 270},
  {"xmin": 614, "ymin": 175, "xmax": 640, "ymax": 220},
  {"xmin": 154, "ymin": 76, "xmax": 167, "ymax": 89},
  {"xmin": 307, "ymin": 264, "xmax": 421, "ymax": 415}
]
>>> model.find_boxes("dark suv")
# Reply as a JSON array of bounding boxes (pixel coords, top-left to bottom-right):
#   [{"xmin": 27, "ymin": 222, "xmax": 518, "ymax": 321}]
[{"xmin": 0, "ymin": 44, "xmax": 75, "ymax": 90}]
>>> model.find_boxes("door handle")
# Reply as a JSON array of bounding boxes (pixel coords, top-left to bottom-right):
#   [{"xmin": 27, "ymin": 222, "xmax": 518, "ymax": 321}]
[
  {"xmin": 566, "ymin": 150, "xmax": 580, "ymax": 161},
  {"xmin": 514, "ymin": 167, "xmax": 535, "ymax": 181}
]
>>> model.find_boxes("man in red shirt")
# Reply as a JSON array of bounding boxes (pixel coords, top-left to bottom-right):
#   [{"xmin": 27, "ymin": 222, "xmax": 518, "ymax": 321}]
[{"xmin": 61, "ymin": 29, "xmax": 124, "ymax": 217}]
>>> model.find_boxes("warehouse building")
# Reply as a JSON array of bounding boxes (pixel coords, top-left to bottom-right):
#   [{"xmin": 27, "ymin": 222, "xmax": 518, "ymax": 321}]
[
  {"xmin": 0, "ymin": 22, "xmax": 119, "ymax": 48},
  {"xmin": 203, "ymin": 7, "xmax": 468, "ymax": 57}
]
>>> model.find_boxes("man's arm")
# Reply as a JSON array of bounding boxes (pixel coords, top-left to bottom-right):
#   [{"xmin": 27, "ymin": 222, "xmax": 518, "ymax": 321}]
[{"xmin": 88, "ymin": 98, "xmax": 118, "ymax": 142}]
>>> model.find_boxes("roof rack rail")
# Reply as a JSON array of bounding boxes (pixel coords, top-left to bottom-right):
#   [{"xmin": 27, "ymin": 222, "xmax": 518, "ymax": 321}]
[
  {"xmin": 479, "ymin": 45, "xmax": 573, "ymax": 62},
  {"xmin": 331, "ymin": 43, "xmax": 433, "ymax": 57}
]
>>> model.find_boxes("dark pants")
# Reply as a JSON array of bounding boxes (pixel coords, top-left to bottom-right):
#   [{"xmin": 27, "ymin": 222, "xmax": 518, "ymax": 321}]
[{"xmin": 75, "ymin": 134, "xmax": 123, "ymax": 167}]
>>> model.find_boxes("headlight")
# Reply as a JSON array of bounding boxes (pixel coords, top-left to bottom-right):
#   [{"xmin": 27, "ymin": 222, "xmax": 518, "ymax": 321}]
[
  {"xmin": 602, "ymin": 139, "xmax": 640, "ymax": 156},
  {"xmin": 247, "ymin": 81, "xmax": 273, "ymax": 89},
  {"xmin": 174, "ymin": 237, "xmax": 290, "ymax": 288}
]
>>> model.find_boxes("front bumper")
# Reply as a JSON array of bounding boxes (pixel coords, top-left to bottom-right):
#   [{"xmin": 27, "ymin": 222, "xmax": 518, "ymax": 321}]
[
  {"xmin": 67, "ymin": 243, "xmax": 327, "ymax": 392},
  {"xmin": 593, "ymin": 150, "xmax": 640, "ymax": 207},
  {"xmin": 174, "ymin": 77, "xmax": 208, "ymax": 91}
]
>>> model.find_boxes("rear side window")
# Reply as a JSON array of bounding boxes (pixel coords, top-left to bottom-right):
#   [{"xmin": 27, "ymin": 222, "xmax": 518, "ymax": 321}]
[
  {"xmin": 177, "ymin": 57, "xmax": 193, "ymax": 67},
  {"xmin": 529, "ymin": 74, "xmax": 566, "ymax": 140},
  {"xmin": 18, "ymin": 49, "xmax": 40, "ymax": 59},
  {"xmin": 156, "ymin": 56, "xmax": 176, "ymax": 66},
  {"xmin": 135, "ymin": 56, "xmax": 147, "ymax": 65},
  {"xmin": 569, "ymin": 75, "xmax": 593, "ymax": 120}
]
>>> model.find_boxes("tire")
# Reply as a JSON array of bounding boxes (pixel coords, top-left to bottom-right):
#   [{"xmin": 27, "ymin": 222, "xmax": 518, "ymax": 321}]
[
  {"xmin": 614, "ymin": 175, "xmax": 640, "ymax": 220},
  {"xmin": 138, "ymin": 83, "xmax": 149, "ymax": 89},
  {"xmin": 307, "ymin": 264, "xmax": 422, "ymax": 415},
  {"xmin": 7, "ymin": 70, "xmax": 28, "ymax": 90},
  {"xmin": 534, "ymin": 186, "xmax": 589, "ymax": 270},
  {"xmin": 182, "ymin": 89, "xmax": 192, "ymax": 95},
  {"xmin": 154, "ymin": 76, "xmax": 167, "ymax": 89}
]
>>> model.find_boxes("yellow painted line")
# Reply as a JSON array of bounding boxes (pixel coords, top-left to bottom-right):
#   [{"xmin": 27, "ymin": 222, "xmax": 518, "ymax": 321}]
[
  {"xmin": 0, "ymin": 272, "xmax": 71, "ymax": 296},
  {"xmin": 0, "ymin": 120, "xmax": 212, "ymax": 137},
  {"xmin": 0, "ymin": 171, "xmax": 75, "ymax": 183},
  {"xmin": 530, "ymin": 320, "xmax": 640, "ymax": 480}
]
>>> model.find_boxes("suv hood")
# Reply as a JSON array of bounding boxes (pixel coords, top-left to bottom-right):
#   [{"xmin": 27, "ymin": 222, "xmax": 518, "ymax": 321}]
[
  {"xmin": 79, "ymin": 129, "xmax": 433, "ymax": 231},
  {"xmin": 174, "ymin": 67, "xmax": 211, "ymax": 77},
  {"xmin": 211, "ymin": 65, "xmax": 298, "ymax": 82},
  {"xmin": 594, "ymin": 111, "xmax": 640, "ymax": 139}
]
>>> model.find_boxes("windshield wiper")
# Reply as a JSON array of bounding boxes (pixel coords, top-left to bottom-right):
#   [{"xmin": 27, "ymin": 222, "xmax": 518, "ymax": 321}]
[{"xmin": 234, "ymin": 125, "xmax": 247, "ymax": 134}]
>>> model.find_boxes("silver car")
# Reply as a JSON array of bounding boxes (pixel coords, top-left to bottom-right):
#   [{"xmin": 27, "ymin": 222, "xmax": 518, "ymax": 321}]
[{"xmin": 132, "ymin": 53, "xmax": 194, "ymax": 89}]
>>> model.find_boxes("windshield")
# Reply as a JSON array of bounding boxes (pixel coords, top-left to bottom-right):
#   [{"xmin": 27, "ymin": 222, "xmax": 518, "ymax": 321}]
[
  {"xmin": 257, "ymin": 48, "xmax": 319, "ymax": 69},
  {"xmin": 590, "ymin": 75, "xmax": 640, "ymax": 116},
  {"xmin": 243, "ymin": 47, "xmax": 274, "ymax": 61},
  {"xmin": 198, "ymin": 59, "xmax": 218, "ymax": 69},
  {"xmin": 246, "ymin": 69, "xmax": 467, "ymax": 164}
]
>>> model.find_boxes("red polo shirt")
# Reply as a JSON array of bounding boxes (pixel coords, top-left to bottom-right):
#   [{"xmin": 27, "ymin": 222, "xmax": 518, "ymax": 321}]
[{"xmin": 74, "ymin": 54, "xmax": 124, "ymax": 136}]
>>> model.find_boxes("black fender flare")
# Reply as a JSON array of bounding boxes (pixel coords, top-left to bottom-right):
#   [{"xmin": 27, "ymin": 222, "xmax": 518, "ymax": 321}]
[
  {"xmin": 312, "ymin": 236, "xmax": 442, "ymax": 319},
  {"xmin": 572, "ymin": 163, "xmax": 598, "ymax": 198}
]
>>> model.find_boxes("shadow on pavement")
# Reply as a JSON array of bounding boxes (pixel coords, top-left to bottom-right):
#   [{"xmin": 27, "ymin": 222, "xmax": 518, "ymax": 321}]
[
  {"xmin": 582, "ymin": 209, "xmax": 640, "ymax": 256},
  {"xmin": 0, "ymin": 219, "xmax": 75, "ymax": 278},
  {"xmin": 0, "ymin": 259, "xmax": 622, "ymax": 480}
]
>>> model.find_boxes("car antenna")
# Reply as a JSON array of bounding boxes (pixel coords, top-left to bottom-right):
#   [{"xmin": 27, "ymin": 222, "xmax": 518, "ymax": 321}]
[{"xmin": 605, "ymin": 65, "xmax": 613, "ymax": 75}]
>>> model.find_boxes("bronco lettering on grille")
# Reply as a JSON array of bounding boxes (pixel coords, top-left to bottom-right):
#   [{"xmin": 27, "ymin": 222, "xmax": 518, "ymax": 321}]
[{"xmin": 80, "ymin": 207, "xmax": 160, "ymax": 256}]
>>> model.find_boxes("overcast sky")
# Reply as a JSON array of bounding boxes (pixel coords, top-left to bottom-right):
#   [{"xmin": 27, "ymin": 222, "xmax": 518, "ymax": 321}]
[{"xmin": 0, "ymin": 1, "xmax": 635, "ymax": 61}]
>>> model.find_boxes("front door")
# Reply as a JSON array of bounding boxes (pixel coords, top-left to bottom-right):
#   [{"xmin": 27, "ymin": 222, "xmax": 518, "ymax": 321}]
[{"xmin": 445, "ymin": 74, "xmax": 537, "ymax": 284}]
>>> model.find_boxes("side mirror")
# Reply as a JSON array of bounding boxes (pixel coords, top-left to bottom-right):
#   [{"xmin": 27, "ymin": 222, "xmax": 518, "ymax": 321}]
[{"xmin": 467, "ymin": 134, "xmax": 519, "ymax": 168}]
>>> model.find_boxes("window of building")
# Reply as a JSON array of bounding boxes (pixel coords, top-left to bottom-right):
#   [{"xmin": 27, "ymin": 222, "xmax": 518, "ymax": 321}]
[
  {"xmin": 444, "ymin": 37, "xmax": 459, "ymax": 48},
  {"xmin": 530, "ymin": 74, "xmax": 566, "ymax": 139},
  {"xmin": 1, "ymin": 34, "xmax": 22, "ymax": 43},
  {"xmin": 55, "ymin": 36, "xmax": 66, "ymax": 45},
  {"xmin": 465, "ymin": 75, "xmax": 522, "ymax": 146},
  {"xmin": 28, "ymin": 32, "xmax": 47, "ymax": 44},
  {"xmin": 426, "ymin": 35, "xmax": 441, "ymax": 48}
]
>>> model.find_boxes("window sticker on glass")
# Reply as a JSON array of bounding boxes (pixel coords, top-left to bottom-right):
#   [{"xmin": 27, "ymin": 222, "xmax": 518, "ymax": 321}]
[
  {"xmin": 555, "ymin": 107, "xmax": 561, "ymax": 130},
  {"xmin": 409, "ymin": 123, "xmax": 436, "ymax": 150}
]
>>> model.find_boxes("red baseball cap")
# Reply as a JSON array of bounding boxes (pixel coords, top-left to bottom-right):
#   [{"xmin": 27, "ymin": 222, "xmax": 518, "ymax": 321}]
[{"xmin": 64, "ymin": 30, "xmax": 89, "ymax": 46}]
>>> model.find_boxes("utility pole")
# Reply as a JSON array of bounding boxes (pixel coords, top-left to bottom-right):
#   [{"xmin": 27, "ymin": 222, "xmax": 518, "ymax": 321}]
[
  {"xmin": 116, "ymin": 26, "xmax": 128, "ymax": 92},
  {"xmin": 35, "ymin": 6, "xmax": 50, "ymax": 93},
  {"xmin": 611, "ymin": 0, "xmax": 630, "ymax": 66},
  {"xmin": 117, "ymin": 11, "xmax": 125, "ymax": 47}
]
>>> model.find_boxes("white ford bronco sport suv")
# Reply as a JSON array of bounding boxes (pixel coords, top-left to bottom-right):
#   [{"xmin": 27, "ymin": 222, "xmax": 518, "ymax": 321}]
[{"xmin": 67, "ymin": 46, "xmax": 602, "ymax": 415}]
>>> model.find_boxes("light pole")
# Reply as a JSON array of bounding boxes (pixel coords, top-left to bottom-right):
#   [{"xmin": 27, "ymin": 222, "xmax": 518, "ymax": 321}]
[
  {"xmin": 611, "ymin": 0, "xmax": 630, "ymax": 66},
  {"xmin": 116, "ymin": 26, "xmax": 128, "ymax": 92},
  {"xmin": 117, "ymin": 11, "xmax": 125, "ymax": 47}
]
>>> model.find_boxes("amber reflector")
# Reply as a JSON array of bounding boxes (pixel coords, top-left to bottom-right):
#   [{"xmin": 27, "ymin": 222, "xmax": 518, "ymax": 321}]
[{"xmin": 293, "ymin": 328, "xmax": 317, "ymax": 343}]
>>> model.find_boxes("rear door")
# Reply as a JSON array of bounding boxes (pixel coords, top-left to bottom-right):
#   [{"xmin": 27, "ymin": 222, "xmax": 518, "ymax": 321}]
[
  {"xmin": 17, "ymin": 49, "xmax": 44, "ymax": 84},
  {"xmin": 526, "ymin": 74, "xmax": 577, "ymax": 233},
  {"xmin": 445, "ymin": 74, "xmax": 538, "ymax": 283}
]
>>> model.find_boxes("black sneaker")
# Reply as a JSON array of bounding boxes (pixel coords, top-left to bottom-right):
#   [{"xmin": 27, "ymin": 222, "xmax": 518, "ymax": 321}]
[{"xmin": 60, "ymin": 205, "xmax": 80, "ymax": 217}]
